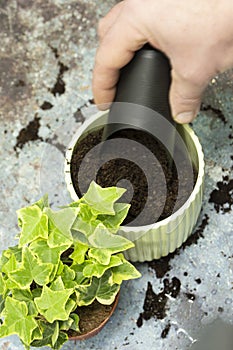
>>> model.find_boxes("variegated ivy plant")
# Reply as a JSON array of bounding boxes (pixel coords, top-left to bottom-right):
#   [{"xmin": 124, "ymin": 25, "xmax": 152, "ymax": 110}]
[{"xmin": 0, "ymin": 181, "xmax": 141, "ymax": 349}]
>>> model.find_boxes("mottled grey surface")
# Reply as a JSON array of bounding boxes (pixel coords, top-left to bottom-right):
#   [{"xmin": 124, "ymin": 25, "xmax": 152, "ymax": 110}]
[{"xmin": 0, "ymin": 1, "xmax": 233, "ymax": 350}]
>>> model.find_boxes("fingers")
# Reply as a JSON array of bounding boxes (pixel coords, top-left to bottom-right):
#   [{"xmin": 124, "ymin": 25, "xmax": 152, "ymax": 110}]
[
  {"xmin": 98, "ymin": 1, "xmax": 124, "ymax": 41},
  {"xmin": 93, "ymin": 9, "xmax": 147, "ymax": 108},
  {"xmin": 170, "ymin": 69, "xmax": 208, "ymax": 123}
]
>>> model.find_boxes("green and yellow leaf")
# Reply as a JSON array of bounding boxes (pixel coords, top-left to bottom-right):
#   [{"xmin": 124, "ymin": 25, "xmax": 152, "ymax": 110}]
[
  {"xmin": 70, "ymin": 241, "xmax": 89, "ymax": 264},
  {"xmin": 29, "ymin": 239, "xmax": 70, "ymax": 265},
  {"xmin": 17, "ymin": 205, "xmax": 48, "ymax": 247},
  {"xmin": 83, "ymin": 255, "xmax": 122, "ymax": 278},
  {"xmin": 31, "ymin": 320, "xmax": 68, "ymax": 349},
  {"xmin": 112, "ymin": 255, "xmax": 141, "ymax": 284},
  {"xmin": 88, "ymin": 224, "xmax": 134, "ymax": 251},
  {"xmin": 9, "ymin": 247, "xmax": 54, "ymax": 288},
  {"xmin": 98, "ymin": 203, "xmax": 130, "ymax": 232},
  {"xmin": 34, "ymin": 285, "xmax": 74, "ymax": 323},
  {"xmin": 46, "ymin": 207, "xmax": 77, "ymax": 248},
  {"xmin": 0, "ymin": 297, "xmax": 38, "ymax": 346},
  {"xmin": 82, "ymin": 181, "xmax": 126, "ymax": 216},
  {"xmin": 76, "ymin": 270, "xmax": 120, "ymax": 306}
]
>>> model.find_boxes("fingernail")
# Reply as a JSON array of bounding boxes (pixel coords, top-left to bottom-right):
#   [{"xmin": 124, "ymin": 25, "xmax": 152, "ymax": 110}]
[{"xmin": 174, "ymin": 111, "xmax": 194, "ymax": 124}]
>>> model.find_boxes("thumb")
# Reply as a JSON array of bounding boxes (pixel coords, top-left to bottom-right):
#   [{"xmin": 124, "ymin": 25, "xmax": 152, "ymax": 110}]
[{"xmin": 169, "ymin": 69, "xmax": 207, "ymax": 124}]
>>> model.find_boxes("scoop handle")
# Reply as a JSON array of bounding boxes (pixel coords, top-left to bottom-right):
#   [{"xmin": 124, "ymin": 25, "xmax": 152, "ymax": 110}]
[{"xmin": 113, "ymin": 44, "xmax": 173, "ymax": 123}]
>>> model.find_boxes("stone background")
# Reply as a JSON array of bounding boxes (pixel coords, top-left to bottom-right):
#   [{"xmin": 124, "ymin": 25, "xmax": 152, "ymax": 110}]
[{"xmin": 0, "ymin": 1, "xmax": 232, "ymax": 349}]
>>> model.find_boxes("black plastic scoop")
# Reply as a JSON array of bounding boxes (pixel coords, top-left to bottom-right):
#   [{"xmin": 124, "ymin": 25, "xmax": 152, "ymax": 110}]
[{"xmin": 102, "ymin": 44, "xmax": 177, "ymax": 159}]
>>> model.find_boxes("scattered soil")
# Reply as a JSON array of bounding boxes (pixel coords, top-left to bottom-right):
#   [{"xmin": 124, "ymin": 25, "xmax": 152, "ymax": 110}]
[
  {"xmin": 40, "ymin": 101, "xmax": 53, "ymax": 110},
  {"xmin": 68, "ymin": 299, "xmax": 115, "ymax": 337},
  {"xmin": 182, "ymin": 213, "xmax": 209, "ymax": 247},
  {"xmin": 14, "ymin": 115, "xmax": 42, "ymax": 150},
  {"xmin": 209, "ymin": 176, "xmax": 233, "ymax": 213},
  {"xmin": 161, "ymin": 323, "xmax": 171, "ymax": 339},
  {"xmin": 136, "ymin": 278, "xmax": 181, "ymax": 327},
  {"xmin": 200, "ymin": 103, "xmax": 227, "ymax": 124},
  {"xmin": 195, "ymin": 278, "xmax": 202, "ymax": 284},
  {"xmin": 148, "ymin": 214, "xmax": 209, "ymax": 278},
  {"xmin": 49, "ymin": 46, "xmax": 69, "ymax": 96},
  {"xmin": 184, "ymin": 292, "xmax": 196, "ymax": 301},
  {"xmin": 148, "ymin": 255, "xmax": 173, "ymax": 279},
  {"xmin": 70, "ymin": 127, "xmax": 197, "ymax": 226},
  {"xmin": 73, "ymin": 108, "xmax": 85, "ymax": 123}
]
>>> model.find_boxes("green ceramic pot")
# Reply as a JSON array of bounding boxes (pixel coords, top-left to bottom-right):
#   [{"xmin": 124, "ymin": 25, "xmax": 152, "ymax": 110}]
[{"xmin": 65, "ymin": 111, "xmax": 205, "ymax": 262}]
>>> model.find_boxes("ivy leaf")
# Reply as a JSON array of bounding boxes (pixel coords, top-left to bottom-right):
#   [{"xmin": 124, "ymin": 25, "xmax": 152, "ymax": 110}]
[
  {"xmin": 69, "ymin": 313, "xmax": 80, "ymax": 332},
  {"xmin": 95, "ymin": 273, "xmax": 120, "ymax": 305},
  {"xmin": 50, "ymin": 276, "xmax": 65, "ymax": 291},
  {"xmin": 78, "ymin": 202, "xmax": 96, "ymax": 222},
  {"xmin": 85, "ymin": 223, "xmax": 135, "ymax": 268},
  {"xmin": 71, "ymin": 202, "xmax": 98, "ymax": 237},
  {"xmin": 0, "ymin": 297, "xmax": 38, "ymax": 346},
  {"xmin": 76, "ymin": 270, "xmax": 120, "ymax": 306},
  {"xmin": 83, "ymin": 255, "xmax": 122, "ymax": 278},
  {"xmin": 98, "ymin": 203, "xmax": 130, "ymax": 232},
  {"xmin": 53, "ymin": 331, "xmax": 68, "ymax": 350},
  {"xmin": 31, "ymin": 320, "xmax": 68, "ymax": 350},
  {"xmin": 112, "ymin": 254, "xmax": 141, "ymax": 284},
  {"xmin": 88, "ymin": 248, "xmax": 111, "ymax": 265},
  {"xmin": 31, "ymin": 326, "xmax": 43, "ymax": 343},
  {"xmin": 34, "ymin": 285, "xmax": 74, "ymax": 323},
  {"xmin": 59, "ymin": 317, "xmax": 73, "ymax": 331},
  {"xmin": 88, "ymin": 224, "xmax": 134, "ymax": 252},
  {"xmin": 29, "ymin": 240, "xmax": 70, "ymax": 282},
  {"xmin": 71, "ymin": 229, "xmax": 90, "ymax": 245},
  {"xmin": 60, "ymin": 313, "xmax": 80, "ymax": 332},
  {"xmin": 29, "ymin": 239, "xmax": 70, "ymax": 265},
  {"xmin": 60, "ymin": 265, "xmax": 76, "ymax": 289},
  {"xmin": 65, "ymin": 298, "xmax": 76, "ymax": 316},
  {"xmin": 9, "ymin": 247, "xmax": 54, "ymax": 288},
  {"xmin": 0, "ymin": 295, "xmax": 4, "ymax": 314},
  {"xmin": 31, "ymin": 288, "xmax": 42, "ymax": 299},
  {"xmin": 51, "ymin": 321, "xmax": 59, "ymax": 347},
  {"xmin": 0, "ymin": 273, "xmax": 5, "ymax": 295},
  {"xmin": 51, "ymin": 268, "xmax": 76, "ymax": 290},
  {"xmin": 1, "ymin": 254, "xmax": 17, "ymax": 275},
  {"xmin": 70, "ymin": 241, "xmax": 89, "ymax": 264},
  {"xmin": 0, "ymin": 246, "xmax": 22, "ymax": 270},
  {"xmin": 45, "ymin": 207, "xmax": 77, "ymax": 248},
  {"xmin": 72, "ymin": 216, "xmax": 95, "ymax": 237},
  {"xmin": 34, "ymin": 194, "xmax": 49, "ymax": 210},
  {"xmin": 82, "ymin": 181, "xmax": 126, "ymax": 215},
  {"xmin": 11, "ymin": 289, "xmax": 38, "ymax": 316},
  {"xmin": 71, "ymin": 264, "xmax": 90, "ymax": 286},
  {"xmin": 17, "ymin": 205, "xmax": 48, "ymax": 247}
]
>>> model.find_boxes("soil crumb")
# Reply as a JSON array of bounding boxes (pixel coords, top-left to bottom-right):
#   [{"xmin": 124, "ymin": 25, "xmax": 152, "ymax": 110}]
[
  {"xmin": 209, "ymin": 176, "xmax": 233, "ymax": 213},
  {"xmin": 14, "ymin": 115, "xmax": 42, "ymax": 150},
  {"xmin": 161, "ymin": 323, "xmax": 171, "ymax": 339},
  {"xmin": 185, "ymin": 292, "xmax": 196, "ymax": 301},
  {"xmin": 200, "ymin": 103, "xmax": 227, "ymax": 124},
  {"xmin": 40, "ymin": 101, "xmax": 53, "ymax": 110},
  {"xmin": 137, "ymin": 278, "xmax": 181, "ymax": 327}
]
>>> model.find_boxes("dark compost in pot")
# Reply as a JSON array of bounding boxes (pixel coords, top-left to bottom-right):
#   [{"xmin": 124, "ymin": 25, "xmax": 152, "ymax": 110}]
[
  {"xmin": 68, "ymin": 294, "xmax": 119, "ymax": 340},
  {"xmin": 70, "ymin": 127, "xmax": 197, "ymax": 226}
]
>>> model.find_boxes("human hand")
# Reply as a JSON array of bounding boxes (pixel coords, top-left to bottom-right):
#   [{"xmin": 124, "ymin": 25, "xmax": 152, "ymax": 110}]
[{"xmin": 92, "ymin": 0, "xmax": 233, "ymax": 123}]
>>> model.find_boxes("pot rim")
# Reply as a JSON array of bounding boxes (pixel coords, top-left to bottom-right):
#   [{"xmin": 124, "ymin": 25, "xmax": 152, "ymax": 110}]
[
  {"xmin": 68, "ymin": 292, "xmax": 120, "ymax": 341},
  {"xmin": 65, "ymin": 110, "xmax": 204, "ymax": 232}
]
